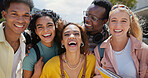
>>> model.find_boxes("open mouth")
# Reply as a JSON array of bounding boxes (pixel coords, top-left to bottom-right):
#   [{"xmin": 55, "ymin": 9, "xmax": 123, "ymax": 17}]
[
  {"xmin": 68, "ymin": 41, "xmax": 77, "ymax": 47},
  {"xmin": 42, "ymin": 34, "xmax": 52, "ymax": 38}
]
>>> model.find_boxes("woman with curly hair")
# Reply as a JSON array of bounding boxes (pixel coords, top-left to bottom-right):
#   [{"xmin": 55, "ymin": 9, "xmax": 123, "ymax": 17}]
[
  {"xmin": 22, "ymin": 9, "xmax": 60, "ymax": 78},
  {"xmin": 40, "ymin": 23, "xmax": 96, "ymax": 78}
]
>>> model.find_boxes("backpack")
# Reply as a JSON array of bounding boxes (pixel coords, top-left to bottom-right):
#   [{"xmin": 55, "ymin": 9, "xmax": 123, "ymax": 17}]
[
  {"xmin": 23, "ymin": 32, "xmax": 40, "ymax": 61},
  {"xmin": 98, "ymin": 42, "xmax": 105, "ymax": 61}
]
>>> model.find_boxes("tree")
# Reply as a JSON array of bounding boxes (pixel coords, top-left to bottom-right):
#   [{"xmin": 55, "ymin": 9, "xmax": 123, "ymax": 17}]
[{"xmin": 109, "ymin": 0, "xmax": 137, "ymax": 9}]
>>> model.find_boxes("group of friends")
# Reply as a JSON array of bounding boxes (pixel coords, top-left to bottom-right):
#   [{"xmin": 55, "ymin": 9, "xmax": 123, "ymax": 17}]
[{"xmin": 0, "ymin": 0, "xmax": 148, "ymax": 78}]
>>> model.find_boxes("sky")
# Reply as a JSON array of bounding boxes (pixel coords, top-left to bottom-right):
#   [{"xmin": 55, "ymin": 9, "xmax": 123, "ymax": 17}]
[{"xmin": 33, "ymin": 0, "xmax": 93, "ymax": 24}]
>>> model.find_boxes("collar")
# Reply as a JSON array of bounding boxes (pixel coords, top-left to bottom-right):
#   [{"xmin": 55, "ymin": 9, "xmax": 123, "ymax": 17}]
[{"xmin": 100, "ymin": 35, "xmax": 142, "ymax": 51}]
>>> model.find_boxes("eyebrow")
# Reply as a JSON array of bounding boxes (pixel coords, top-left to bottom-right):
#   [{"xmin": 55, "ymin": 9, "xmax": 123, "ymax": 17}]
[
  {"xmin": 10, "ymin": 10, "xmax": 30, "ymax": 15},
  {"xmin": 36, "ymin": 24, "xmax": 42, "ymax": 26},
  {"xmin": 47, "ymin": 22, "xmax": 54, "ymax": 25}
]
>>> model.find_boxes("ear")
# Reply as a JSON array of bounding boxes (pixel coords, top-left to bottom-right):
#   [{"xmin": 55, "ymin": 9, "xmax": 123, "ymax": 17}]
[
  {"xmin": 103, "ymin": 19, "xmax": 108, "ymax": 24},
  {"xmin": 2, "ymin": 10, "xmax": 7, "ymax": 20},
  {"xmin": 61, "ymin": 40, "xmax": 64, "ymax": 45}
]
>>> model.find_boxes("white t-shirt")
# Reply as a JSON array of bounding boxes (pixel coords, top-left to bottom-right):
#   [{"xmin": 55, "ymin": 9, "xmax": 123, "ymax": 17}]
[
  {"xmin": 11, "ymin": 46, "xmax": 21, "ymax": 78},
  {"xmin": 113, "ymin": 38, "xmax": 136, "ymax": 78}
]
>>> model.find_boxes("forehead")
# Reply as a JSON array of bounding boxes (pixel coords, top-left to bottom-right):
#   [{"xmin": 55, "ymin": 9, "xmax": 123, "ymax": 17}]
[
  {"xmin": 64, "ymin": 25, "xmax": 80, "ymax": 32},
  {"xmin": 110, "ymin": 10, "xmax": 130, "ymax": 19},
  {"xmin": 36, "ymin": 16, "xmax": 53, "ymax": 23},
  {"xmin": 8, "ymin": 2, "xmax": 30, "ymax": 13},
  {"xmin": 87, "ymin": 5, "xmax": 106, "ymax": 16}
]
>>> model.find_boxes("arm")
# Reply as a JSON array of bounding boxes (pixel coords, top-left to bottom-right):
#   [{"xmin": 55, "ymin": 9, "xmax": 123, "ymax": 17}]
[{"xmin": 23, "ymin": 57, "xmax": 44, "ymax": 78}]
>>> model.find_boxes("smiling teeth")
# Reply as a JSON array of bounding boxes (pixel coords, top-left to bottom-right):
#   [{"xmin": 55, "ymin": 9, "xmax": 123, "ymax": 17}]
[
  {"xmin": 114, "ymin": 30, "xmax": 122, "ymax": 32},
  {"xmin": 85, "ymin": 24, "xmax": 91, "ymax": 27},
  {"xmin": 43, "ymin": 34, "xmax": 51, "ymax": 36},
  {"xmin": 15, "ymin": 24, "xmax": 23, "ymax": 27},
  {"xmin": 69, "ymin": 41, "xmax": 76, "ymax": 44}
]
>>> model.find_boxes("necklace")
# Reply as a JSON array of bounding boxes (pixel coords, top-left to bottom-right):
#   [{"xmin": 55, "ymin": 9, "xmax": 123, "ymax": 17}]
[
  {"xmin": 113, "ymin": 48, "xmax": 126, "ymax": 55},
  {"xmin": 63, "ymin": 53, "xmax": 83, "ymax": 70}
]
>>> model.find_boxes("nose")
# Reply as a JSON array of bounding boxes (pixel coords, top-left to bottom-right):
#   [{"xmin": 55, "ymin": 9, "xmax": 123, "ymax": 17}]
[
  {"xmin": 69, "ymin": 34, "xmax": 75, "ymax": 38},
  {"xmin": 17, "ymin": 16, "xmax": 25, "ymax": 23},
  {"xmin": 44, "ymin": 27, "xmax": 49, "ymax": 32}
]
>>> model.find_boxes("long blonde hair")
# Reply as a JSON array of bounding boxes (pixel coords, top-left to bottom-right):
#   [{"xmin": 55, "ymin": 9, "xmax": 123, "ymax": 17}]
[{"xmin": 109, "ymin": 4, "xmax": 142, "ymax": 40}]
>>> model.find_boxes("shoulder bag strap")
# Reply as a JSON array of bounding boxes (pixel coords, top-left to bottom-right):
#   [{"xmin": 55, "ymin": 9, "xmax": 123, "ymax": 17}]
[
  {"xmin": 33, "ymin": 45, "xmax": 40, "ymax": 61},
  {"xmin": 60, "ymin": 55, "xmax": 65, "ymax": 78},
  {"xmin": 82, "ymin": 55, "xmax": 87, "ymax": 78}
]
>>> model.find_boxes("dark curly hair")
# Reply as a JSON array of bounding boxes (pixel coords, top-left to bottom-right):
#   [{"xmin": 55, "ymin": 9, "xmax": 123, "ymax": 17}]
[
  {"xmin": 92, "ymin": 0, "xmax": 112, "ymax": 19},
  {"xmin": 28, "ymin": 9, "xmax": 60, "ymax": 45},
  {"xmin": 4, "ymin": 0, "xmax": 34, "ymax": 11},
  {"xmin": 59, "ymin": 23, "xmax": 89, "ymax": 55}
]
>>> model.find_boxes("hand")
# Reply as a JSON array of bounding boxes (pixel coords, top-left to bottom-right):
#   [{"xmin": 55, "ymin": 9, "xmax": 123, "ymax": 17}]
[
  {"xmin": 32, "ymin": 57, "xmax": 44, "ymax": 78},
  {"xmin": 25, "ymin": 43, "xmax": 33, "ymax": 56}
]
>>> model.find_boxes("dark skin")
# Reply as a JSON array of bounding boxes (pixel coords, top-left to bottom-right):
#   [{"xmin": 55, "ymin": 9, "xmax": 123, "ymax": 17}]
[{"xmin": 84, "ymin": 4, "xmax": 108, "ymax": 35}]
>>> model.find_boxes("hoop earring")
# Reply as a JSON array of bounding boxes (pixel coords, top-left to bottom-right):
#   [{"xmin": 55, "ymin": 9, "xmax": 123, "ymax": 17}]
[
  {"xmin": 61, "ymin": 44, "xmax": 64, "ymax": 48},
  {"xmin": 81, "ymin": 42, "xmax": 84, "ymax": 47}
]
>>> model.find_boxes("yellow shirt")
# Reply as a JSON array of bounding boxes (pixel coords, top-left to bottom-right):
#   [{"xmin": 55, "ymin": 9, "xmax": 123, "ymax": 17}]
[
  {"xmin": 40, "ymin": 54, "xmax": 96, "ymax": 78},
  {"xmin": 0, "ymin": 23, "xmax": 26, "ymax": 78}
]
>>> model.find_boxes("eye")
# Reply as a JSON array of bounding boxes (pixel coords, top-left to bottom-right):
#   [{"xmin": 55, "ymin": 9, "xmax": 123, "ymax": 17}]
[
  {"xmin": 11, "ymin": 13, "xmax": 17, "ymax": 16},
  {"xmin": 91, "ymin": 16, "xmax": 98, "ymax": 21},
  {"xmin": 64, "ymin": 33, "xmax": 70, "ymax": 36},
  {"xmin": 121, "ymin": 20, "xmax": 127, "ymax": 22},
  {"xmin": 74, "ymin": 33, "xmax": 79, "ymax": 35},
  {"xmin": 37, "ymin": 26, "xmax": 43, "ymax": 29},
  {"xmin": 47, "ymin": 25, "xmax": 53, "ymax": 28},
  {"xmin": 111, "ymin": 20, "xmax": 116, "ymax": 22},
  {"xmin": 24, "ymin": 14, "xmax": 30, "ymax": 18}
]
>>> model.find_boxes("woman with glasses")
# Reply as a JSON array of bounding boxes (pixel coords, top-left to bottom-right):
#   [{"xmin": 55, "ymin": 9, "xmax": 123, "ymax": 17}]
[
  {"xmin": 94, "ymin": 4, "xmax": 148, "ymax": 78},
  {"xmin": 22, "ymin": 9, "xmax": 60, "ymax": 78},
  {"xmin": 40, "ymin": 23, "xmax": 96, "ymax": 78}
]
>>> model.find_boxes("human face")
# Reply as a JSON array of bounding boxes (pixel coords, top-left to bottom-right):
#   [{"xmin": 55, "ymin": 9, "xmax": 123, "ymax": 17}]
[
  {"xmin": 35, "ymin": 16, "xmax": 55, "ymax": 45},
  {"xmin": 62, "ymin": 25, "xmax": 82, "ymax": 53},
  {"xmin": 84, "ymin": 5, "xmax": 107, "ymax": 35},
  {"xmin": 2, "ymin": 2, "xmax": 30, "ymax": 35},
  {"xmin": 109, "ymin": 10, "xmax": 130, "ymax": 39}
]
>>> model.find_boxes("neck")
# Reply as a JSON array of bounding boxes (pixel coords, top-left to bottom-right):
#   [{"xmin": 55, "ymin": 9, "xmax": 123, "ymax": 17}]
[
  {"xmin": 111, "ymin": 36, "xmax": 129, "ymax": 51},
  {"xmin": 4, "ymin": 27, "xmax": 20, "ymax": 44},
  {"xmin": 65, "ymin": 51, "xmax": 81, "ymax": 65},
  {"xmin": 41, "ymin": 40, "xmax": 54, "ymax": 47}
]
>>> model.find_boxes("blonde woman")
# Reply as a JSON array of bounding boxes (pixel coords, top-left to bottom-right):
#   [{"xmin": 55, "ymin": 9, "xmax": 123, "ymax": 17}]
[{"xmin": 94, "ymin": 4, "xmax": 148, "ymax": 78}]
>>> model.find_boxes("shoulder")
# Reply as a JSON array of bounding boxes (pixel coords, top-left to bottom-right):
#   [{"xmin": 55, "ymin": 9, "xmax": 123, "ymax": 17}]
[
  {"xmin": 44, "ymin": 56, "xmax": 60, "ymax": 68},
  {"xmin": 87, "ymin": 54, "xmax": 96, "ymax": 64}
]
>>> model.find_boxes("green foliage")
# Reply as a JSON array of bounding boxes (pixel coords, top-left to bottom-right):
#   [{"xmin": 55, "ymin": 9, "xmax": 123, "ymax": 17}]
[
  {"xmin": 0, "ymin": 17, "xmax": 4, "ymax": 23},
  {"xmin": 109, "ymin": 0, "xmax": 137, "ymax": 9}
]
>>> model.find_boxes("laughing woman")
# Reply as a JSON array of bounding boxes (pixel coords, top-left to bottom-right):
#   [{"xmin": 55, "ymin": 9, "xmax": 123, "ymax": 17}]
[
  {"xmin": 40, "ymin": 23, "xmax": 96, "ymax": 78},
  {"xmin": 22, "ymin": 9, "xmax": 60, "ymax": 78},
  {"xmin": 94, "ymin": 4, "xmax": 148, "ymax": 78}
]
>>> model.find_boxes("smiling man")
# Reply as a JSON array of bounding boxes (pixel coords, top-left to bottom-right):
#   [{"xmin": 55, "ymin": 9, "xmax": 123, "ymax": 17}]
[
  {"xmin": 84, "ymin": 0, "xmax": 112, "ymax": 52},
  {"xmin": 0, "ymin": 0, "xmax": 34, "ymax": 78}
]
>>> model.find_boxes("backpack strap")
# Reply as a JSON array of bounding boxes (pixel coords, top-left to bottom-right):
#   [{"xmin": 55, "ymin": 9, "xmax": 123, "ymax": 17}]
[
  {"xmin": 59, "ymin": 55, "xmax": 65, "ymax": 78},
  {"xmin": 33, "ymin": 45, "xmax": 40, "ymax": 61},
  {"xmin": 98, "ymin": 42, "xmax": 105, "ymax": 61},
  {"xmin": 81, "ymin": 55, "xmax": 87, "ymax": 78}
]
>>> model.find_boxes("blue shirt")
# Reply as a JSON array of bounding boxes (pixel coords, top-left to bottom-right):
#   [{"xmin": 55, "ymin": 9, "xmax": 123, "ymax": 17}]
[{"xmin": 22, "ymin": 41, "xmax": 58, "ymax": 71}]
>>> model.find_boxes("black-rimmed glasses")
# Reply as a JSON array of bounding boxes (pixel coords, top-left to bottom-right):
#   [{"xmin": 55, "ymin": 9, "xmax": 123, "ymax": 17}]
[{"xmin": 83, "ymin": 11, "xmax": 105, "ymax": 22}]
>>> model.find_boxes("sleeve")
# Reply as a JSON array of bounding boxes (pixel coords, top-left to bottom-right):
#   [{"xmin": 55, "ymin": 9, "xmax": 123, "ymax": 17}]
[{"xmin": 22, "ymin": 48, "xmax": 37, "ymax": 71}]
